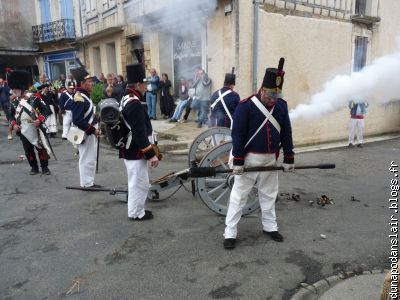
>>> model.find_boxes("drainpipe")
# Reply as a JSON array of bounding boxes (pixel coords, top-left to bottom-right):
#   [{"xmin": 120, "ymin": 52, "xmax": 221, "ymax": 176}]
[
  {"xmin": 77, "ymin": 0, "xmax": 86, "ymax": 66},
  {"xmin": 252, "ymin": 0, "xmax": 260, "ymax": 93},
  {"xmin": 78, "ymin": 0, "xmax": 84, "ymax": 38}
]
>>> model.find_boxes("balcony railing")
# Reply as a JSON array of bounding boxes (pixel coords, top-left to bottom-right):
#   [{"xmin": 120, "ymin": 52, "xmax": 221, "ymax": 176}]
[{"xmin": 32, "ymin": 19, "xmax": 75, "ymax": 44}]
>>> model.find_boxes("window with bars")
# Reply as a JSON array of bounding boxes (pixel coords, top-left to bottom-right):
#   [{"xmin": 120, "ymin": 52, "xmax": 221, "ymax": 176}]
[
  {"xmin": 353, "ymin": 36, "xmax": 368, "ymax": 72},
  {"xmin": 103, "ymin": 0, "xmax": 116, "ymax": 10},
  {"xmin": 85, "ymin": 0, "xmax": 97, "ymax": 12}
]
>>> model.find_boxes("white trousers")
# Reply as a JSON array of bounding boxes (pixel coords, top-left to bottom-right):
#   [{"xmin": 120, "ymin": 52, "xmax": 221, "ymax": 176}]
[
  {"xmin": 348, "ymin": 118, "xmax": 364, "ymax": 144},
  {"xmin": 77, "ymin": 134, "xmax": 97, "ymax": 187},
  {"xmin": 224, "ymin": 153, "xmax": 279, "ymax": 239},
  {"xmin": 45, "ymin": 105, "xmax": 58, "ymax": 133},
  {"xmin": 124, "ymin": 159, "xmax": 150, "ymax": 219},
  {"xmin": 62, "ymin": 110, "xmax": 72, "ymax": 138}
]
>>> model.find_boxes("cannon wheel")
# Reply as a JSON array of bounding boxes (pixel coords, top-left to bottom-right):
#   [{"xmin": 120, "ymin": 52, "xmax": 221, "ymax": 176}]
[
  {"xmin": 196, "ymin": 142, "xmax": 260, "ymax": 216},
  {"xmin": 188, "ymin": 127, "xmax": 232, "ymax": 167}
]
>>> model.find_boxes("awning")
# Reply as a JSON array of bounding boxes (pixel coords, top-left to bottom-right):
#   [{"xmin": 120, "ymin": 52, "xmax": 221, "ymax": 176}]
[{"xmin": 0, "ymin": 48, "xmax": 40, "ymax": 56}]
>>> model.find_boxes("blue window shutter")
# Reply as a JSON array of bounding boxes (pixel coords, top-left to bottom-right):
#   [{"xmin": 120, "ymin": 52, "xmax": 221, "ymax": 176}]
[
  {"xmin": 40, "ymin": 0, "xmax": 51, "ymax": 23},
  {"xmin": 61, "ymin": 0, "xmax": 74, "ymax": 19}
]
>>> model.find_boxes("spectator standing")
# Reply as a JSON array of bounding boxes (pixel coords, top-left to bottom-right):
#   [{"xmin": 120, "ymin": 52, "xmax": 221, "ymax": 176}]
[
  {"xmin": 159, "ymin": 73, "xmax": 175, "ymax": 119},
  {"xmin": 191, "ymin": 69, "xmax": 212, "ymax": 128},
  {"xmin": 0, "ymin": 77, "xmax": 11, "ymax": 125},
  {"xmin": 99, "ymin": 73, "xmax": 107, "ymax": 84},
  {"xmin": 104, "ymin": 73, "xmax": 123, "ymax": 101},
  {"xmin": 145, "ymin": 68, "xmax": 160, "ymax": 120},
  {"xmin": 116, "ymin": 75, "xmax": 127, "ymax": 93}
]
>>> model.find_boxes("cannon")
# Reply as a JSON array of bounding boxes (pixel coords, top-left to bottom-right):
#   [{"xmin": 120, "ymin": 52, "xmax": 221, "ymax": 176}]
[{"xmin": 66, "ymin": 127, "xmax": 335, "ymax": 216}]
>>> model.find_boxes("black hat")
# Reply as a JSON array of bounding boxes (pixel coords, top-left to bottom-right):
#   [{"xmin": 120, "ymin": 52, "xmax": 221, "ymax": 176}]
[
  {"xmin": 262, "ymin": 58, "xmax": 285, "ymax": 98},
  {"xmin": 70, "ymin": 67, "xmax": 92, "ymax": 83},
  {"xmin": 7, "ymin": 70, "xmax": 31, "ymax": 90},
  {"xmin": 224, "ymin": 67, "xmax": 236, "ymax": 86},
  {"xmin": 224, "ymin": 71, "xmax": 236, "ymax": 86},
  {"xmin": 37, "ymin": 83, "xmax": 49, "ymax": 91},
  {"xmin": 126, "ymin": 63, "xmax": 145, "ymax": 84}
]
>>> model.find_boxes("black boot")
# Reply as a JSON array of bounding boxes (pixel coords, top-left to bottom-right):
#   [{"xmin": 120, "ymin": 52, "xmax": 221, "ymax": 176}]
[
  {"xmin": 130, "ymin": 210, "xmax": 153, "ymax": 221},
  {"xmin": 223, "ymin": 238, "xmax": 236, "ymax": 249},
  {"xmin": 263, "ymin": 231, "xmax": 284, "ymax": 242},
  {"xmin": 30, "ymin": 167, "xmax": 39, "ymax": 175},
  {"xmin": 42, "ymin": 166, "xmax": 51, "ymax": 175}
]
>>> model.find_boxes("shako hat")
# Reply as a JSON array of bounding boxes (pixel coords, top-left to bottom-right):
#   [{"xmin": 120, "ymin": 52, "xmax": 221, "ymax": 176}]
[
  {"xmin": 70, "ymin": 67, "xmax": 92, "ymax": 84},
  {"xmin": 126, "ymin": 63, "xmax": 146, "ymax": 85},
  {"xmin": 37, "ymin": 83, "xmax": 49, "ymax": 91},
  {"xmin": 262, "ymin": 58, "xmax": 285, "ymax": 98},
  {"xmin": 7, "ymin": 70, "xmax": 31, "ymax": 90},
  {"xmin": 66, "ymin": 81, "xmax": 76, "ymax": 89},
  {"xmin": 224, "ymin": 67, "xmax": 236, "ymax": 86}
]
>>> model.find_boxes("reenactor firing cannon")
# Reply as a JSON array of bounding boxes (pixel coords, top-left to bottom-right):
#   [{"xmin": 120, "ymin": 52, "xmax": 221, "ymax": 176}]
[{"xmin": 67, "ymin": 127, "xmax": 335, "ymax": 216}]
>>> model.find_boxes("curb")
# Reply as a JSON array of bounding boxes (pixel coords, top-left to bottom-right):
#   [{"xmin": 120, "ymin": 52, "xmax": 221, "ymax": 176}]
[{"xmin": 289, "ymin": 269, "xmax": 388, "ymax": 300}]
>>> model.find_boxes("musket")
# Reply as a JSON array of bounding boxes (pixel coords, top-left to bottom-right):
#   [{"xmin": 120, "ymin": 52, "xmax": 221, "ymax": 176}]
[
  {"xmin": 38, "ymin": 123, "xmax": 58, "ymax": 160},
  {"xmin": 33, "ymin": 104, "xmax": 58, "ymax": 161},
  {"xmin": 96, "ymin": 119, "xmax": 100, "ymax": 173},
  {"xmin": 187, "ymin": 163, "xmax": 335, "ymax": 178},
  {"xmin": 66, "ymin": 186, "xmax": 127, "ymax": 195},
  {"xmin": 150, "ymin": 163, "xmax": 336, "ymax": 185}
]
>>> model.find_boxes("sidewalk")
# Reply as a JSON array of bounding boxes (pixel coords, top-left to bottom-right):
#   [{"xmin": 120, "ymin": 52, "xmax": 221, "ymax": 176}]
[{"xmin": 290, "ymin": 270, "xmax": 388, "ymax": 300}]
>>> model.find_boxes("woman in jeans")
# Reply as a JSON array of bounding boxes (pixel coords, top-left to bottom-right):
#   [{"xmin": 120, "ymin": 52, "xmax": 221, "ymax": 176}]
[{"xmin": 169, "ymin": 78, "xmax": 189, "ymax": 122}]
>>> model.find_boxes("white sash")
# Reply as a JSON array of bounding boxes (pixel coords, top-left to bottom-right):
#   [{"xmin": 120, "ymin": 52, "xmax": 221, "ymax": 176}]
[
  {"xmin": 67, "ymin": 93, "xmax": 94, "ymax": 145},
  {"xmin": 210, "ymin": 89, "xmax": 233, "ymax": 127},
  {"xmin": 64, "ymin": 91, "xmax": 73, "ymax": 109},
  {"xmin": 120, "ymin": 96, "xmax": 135, "ymax": 149},
  {"xmin": 119, "ymin": 95, "xmax": 154, "ymax": 149},
  {"xmin": 16, "ymin": 99, "xmax": 34, "ymax": 120},
  {"xmin": 81, "ymin": 93, "xmax": 94, "ymax": 124},
  {"xmin": 244, "ymin": 96, "xmax": 281, "ymax": 148}
]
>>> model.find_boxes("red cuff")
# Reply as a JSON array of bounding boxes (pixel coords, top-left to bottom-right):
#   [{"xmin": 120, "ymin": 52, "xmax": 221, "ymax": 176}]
[
  {"xmin": 85, "ymin": 125, "xmax": 96, "ymax": 135},
  {"xmin": 37, "ymin": 115, "xmax": 45, "ymax": 122},
  {"xmin": 233, "ymin": 157, "xmax": 245, "ymax": 166}
]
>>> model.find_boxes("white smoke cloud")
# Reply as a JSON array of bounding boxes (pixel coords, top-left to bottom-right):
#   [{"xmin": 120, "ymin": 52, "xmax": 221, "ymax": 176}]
[
  {"xmin": 125, "ymin": 0, "xmax": 218, "ymax": 36},
  {"xmin": 289, "ymin": 42, "xmax": 400, "ymax": 121}
]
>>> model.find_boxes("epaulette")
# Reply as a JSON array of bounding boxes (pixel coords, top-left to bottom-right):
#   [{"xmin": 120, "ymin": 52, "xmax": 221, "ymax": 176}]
[
  {"xmin": 239, "ymin": 95, "xmax": 253, "ymax": 103},
  {"xmin": 74, "ymin": 92, "xmax": 84, "ymax": 102},
  {"xmin": 279, "ymin": 98, "xmax": 287, "ymax": 104}
]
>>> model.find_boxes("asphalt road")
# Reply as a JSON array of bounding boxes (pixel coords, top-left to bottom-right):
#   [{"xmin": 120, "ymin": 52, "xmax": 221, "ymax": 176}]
[{"xmin": 0, "ymin": 123, "xmax": 397, "ymax": 300}]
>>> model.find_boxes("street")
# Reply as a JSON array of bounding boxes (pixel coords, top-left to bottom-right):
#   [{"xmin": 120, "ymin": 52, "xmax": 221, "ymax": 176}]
[{"xmin": 0, "ymin": 122, "xmax": 396, "ymax": 300}]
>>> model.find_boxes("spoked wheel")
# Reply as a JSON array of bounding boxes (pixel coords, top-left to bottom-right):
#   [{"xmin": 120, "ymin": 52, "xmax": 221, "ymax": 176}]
[
  {"xmin": 188, "ymin": 127, "xmax": 232, "ymax": 167},
  {"xmin": 196, "ymin": 142, "xmax": 260, "ymax": 216}
]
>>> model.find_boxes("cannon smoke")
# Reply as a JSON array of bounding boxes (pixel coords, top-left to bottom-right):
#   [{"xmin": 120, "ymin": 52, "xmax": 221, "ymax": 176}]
[{"xmin": 289, "ymin": 38, "xmax": 400, "ymax": 121}]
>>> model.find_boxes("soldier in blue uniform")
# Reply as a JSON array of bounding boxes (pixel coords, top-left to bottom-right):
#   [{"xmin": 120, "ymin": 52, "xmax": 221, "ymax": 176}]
[
  {"xmin": 58, "ymin": 81, "xmax": 75, "ymax": 140},
  {"xmin": 70, "ymin": 67, "xmax": 100, "ymax": 188},
  {"xmin": 119, "ymin": 63, "xmax": 160, "ymax": 221},
  {"xmin": 8, "ymin": 70, "xmax": 52, "ymax": 175},
  {"xmin": 209, "ymin": 71, "xmax": 240, "ymax": 129},
  {"xmin": 223, "ymin": 58, "xmax": 295, "ymax": 249}
]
